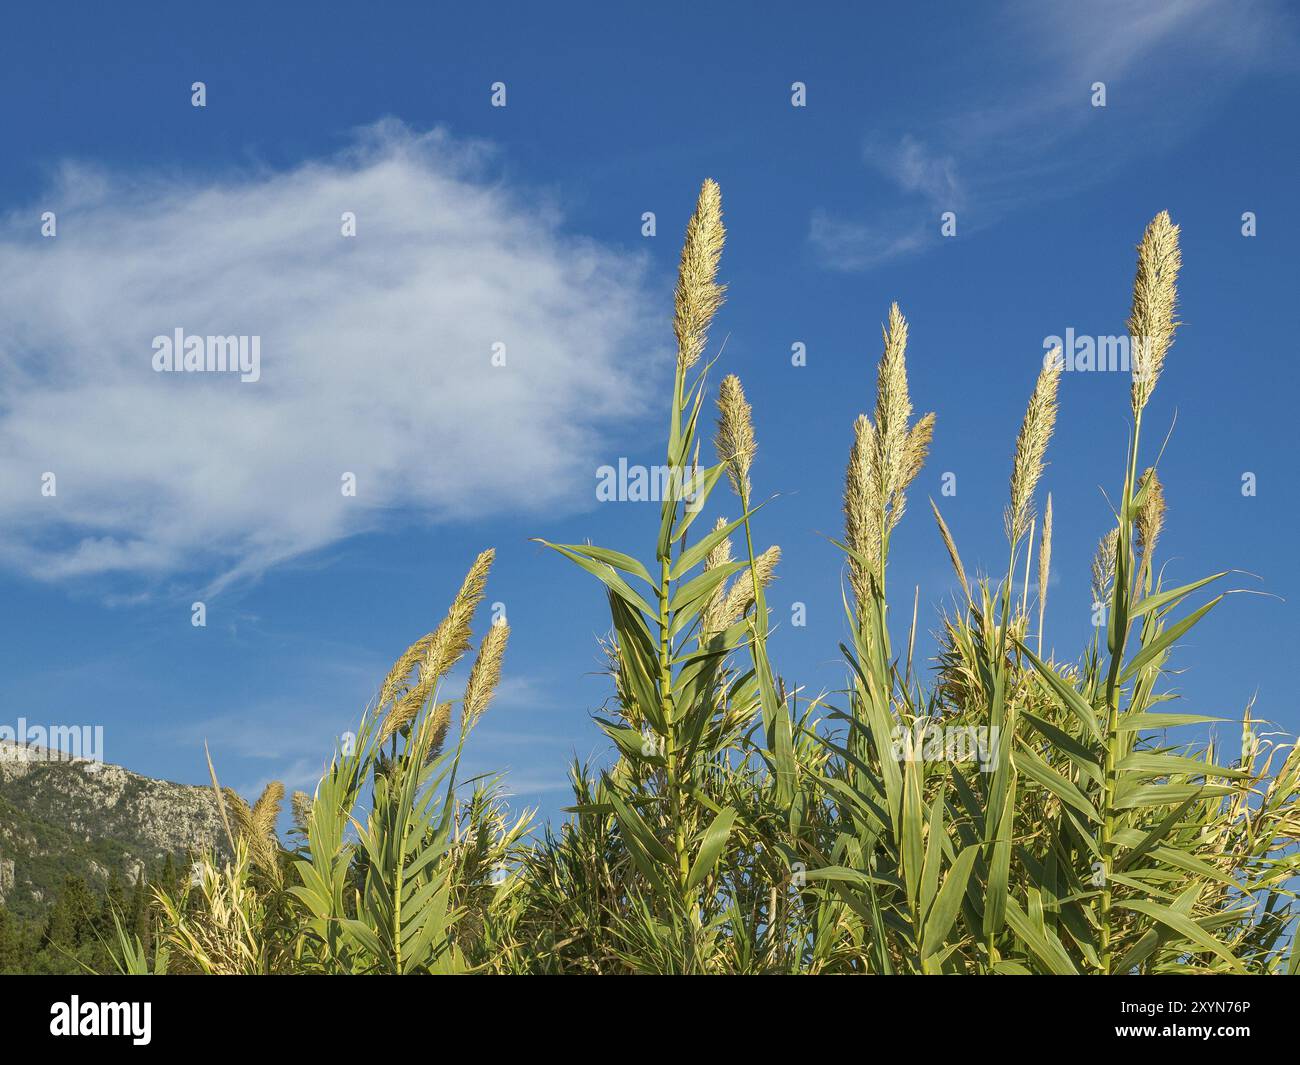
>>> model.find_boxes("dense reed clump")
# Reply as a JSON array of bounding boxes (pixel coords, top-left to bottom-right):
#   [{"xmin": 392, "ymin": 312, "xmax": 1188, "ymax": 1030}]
[
  {"xmin": 123, "ymin": 184, "xmax": 1299, "ymax": 976},
  {"xmin": 134, "ymin": 551, "xmax": 524, "ymax": 975}
]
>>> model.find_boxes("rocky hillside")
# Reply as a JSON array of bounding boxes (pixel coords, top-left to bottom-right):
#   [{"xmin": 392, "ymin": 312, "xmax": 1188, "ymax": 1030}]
[{"xmin": 0, "ymin": 742, "xmax": 226, "ymax": 920}]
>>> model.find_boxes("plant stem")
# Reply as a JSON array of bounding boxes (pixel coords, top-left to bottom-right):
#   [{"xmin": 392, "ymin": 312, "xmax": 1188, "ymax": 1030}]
[{"xmin": 1099, "ymin": 409, "xmax": 1143, "ymax": 974}]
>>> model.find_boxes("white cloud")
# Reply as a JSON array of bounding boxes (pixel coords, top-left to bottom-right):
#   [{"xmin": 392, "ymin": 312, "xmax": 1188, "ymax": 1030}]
[
  {"xmin": 885, "ymin": 135, "xmax": 963, "ymax": 206},
  {"xmin": 0, "ymin": 122, "xmax": 662, "ymax": 590},
  {"xmin": 810, "ymin": 135, "xmax": 960, "ymax": 270},
  {"xmin": 810, "ymin": 0, "xmax": 1295, "ymax": 271},
  {"xmin": 1009, "ymin": 0, "xmax": 1288, "ymax": 87}
]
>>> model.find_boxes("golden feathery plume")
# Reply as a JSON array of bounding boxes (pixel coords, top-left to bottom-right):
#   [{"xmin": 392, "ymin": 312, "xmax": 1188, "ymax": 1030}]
[
  {"xmin": 223, "ymin": 787, "xmax": 253, "ymax": 839},
  {"xmin": 844, "ymin": 414, "xmax": 881, "ymax": 607},
  {"xmin": 380, "ymin": 549, "xmax": 495, "ymax": 743},
  {"xmin": 874, "ymin": 304, "xmax": 913, "ymax": 496},
  {"xmin": 291, "ymin": 790, "xmax": 313, "ymax": 833},
  {"xmin": 700, "ymin": 517, "xmax": 734, "ymax": 637},
  {"xmin": 895, "ymin": 411, "xmax": 935, "ymax": 527},
  {"xmin": 673, "ymin": 179, "xmax": 726, "ymax": 374},
  {"xmin": 1037, "ymin": 493, "xmax": 1053, "ymax": 655},
  {"xmin": 844, "ymin": 304, "xmax": 934, "ymax": 611},
  {"xmin": 870, "ymin": 306, "xmax": 934, "ymax": 528},
  {"xmin": 462, "ymin": 621, "xmax": 509, "ymax": 732},
  {"xmin": 426, "ymin": 548, "xmax": 494, "ymax": 678},
  {"xmin": 1090, "ymin": 528, "xmax": 1119, "ymax": 606},
  {"xmin": 713, "ymin": 546, "xmax": 780, "ymax": 633},
  {"xmin": 222, "ymin": 783, "xmax": 282, "ymax": 878},
  {"xmin": 704, "ymin": 516, "xmax": 733, "ymax": 572},
  {"xmin": 715, "ymin": 374, "xmax": 756, "ymax": 499},
  {"xmin": 1136, "ymin": 468, "xmax": 1166, "ymax": 558},
  {"xmin": 1128, "ymin": 212, "xmax": 1182, "ymax": 414},
  {"xmin": 204, "ymin": 740, "xmax": 236, "ymax": 853},
  {"xmin": 381, "ymin": 667, "xmax": 435, "ymax": 744},
  {"xmin": 251, "ymin": 781, "xmax": 284, "ymax": 846},
  {"xmin": 1021, "ymin": 516, "xmax": 1035, "ymax": 616},
  {"xmin": 1006, "ymin": 356, "xmax": 1062, "ymax": 544},
  {"xmin": 429, "ymin": 701, "xmax": 453, "ymax": 759},
  {"xmin": 377, "ymin": 628, "xmax": 438, "ymax": 709},
  {"xmin": 929, "ymin": 499, "xmax": 970, "ymax": 603}
]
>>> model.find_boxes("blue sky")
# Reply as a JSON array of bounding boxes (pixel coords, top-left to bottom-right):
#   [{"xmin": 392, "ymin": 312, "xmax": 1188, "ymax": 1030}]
[{"xmin": 0, "ymin": 1, "xmax": 1295, "ymax": 823}]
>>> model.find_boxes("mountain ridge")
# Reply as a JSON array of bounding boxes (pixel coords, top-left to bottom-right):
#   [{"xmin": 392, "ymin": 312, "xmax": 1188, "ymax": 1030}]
[{"xmin": 0, "ymin": 741, "xmax": 226, "ymax": 920}]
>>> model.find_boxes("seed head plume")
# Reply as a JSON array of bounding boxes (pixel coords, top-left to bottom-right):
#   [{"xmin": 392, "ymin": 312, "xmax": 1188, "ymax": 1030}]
[
  {"xmin": 874, "ymin": 307, "xmax": 933, "ymax": 526},
  {"xmin": 204, "ymin": 740, "xmax": 236, "ymax": 853},
  {"xmin": 223, "ymin": 781, "xmax": 284, "ymax": 879},
  {"xmin": 251, "ymin": 781, "xmax": 284, "ymax": 848},
  {"xmin": 700, "ymin": 517, "xmax": 734, "ymax": 637},
  {"xmin": 429, "ymin": 701, "xmax": 453, "ymax": 758},
  {"xmin": 223, "ymin": 787, "xmax": 252, "ymax": 838},
  {"xmin": 753, "ymin": 543, "xmax": 781, "ymax": 585},
  {"xmin": 897, "ymin": 412, "xmax": 935, "ymax": 521},
  {"xmin": 715, "ymin": 374, "xmax": 756, "ymax": 499},
  {"xmin": 711, "ymin": 546, "xmax": 780, "ymax": 635},
  {"xmin": 380, "ymin": 652, "xmax": 437, "ymax": 744},
  {"xmin": 929, "ymin": 499, "xmax": 970, "ymax": 603},
  {"xmin": 874, "ymin": 303, "xmax": 914, "ymax": 501},
  {"xmin": 291, "ymin": 790, "xmax": 313, "ymax": 833},
  {"xmin": 1037, "ymin": 493, "xmax": 1053, "ymax": 655},
  {"xmin": 381, "ymin": 549, "xmax": 495, "ymax": 743},
  {"xmin": 1006, "ymin": 356, "xmax": 1062, "ymax": 545},
  {"xmin": 462, "ymin": 620, "xmax": 509, "ymax": 732},
  {"xmin": 378, "ymin": 628, "xmax": 437, "ymax": 710},
  {"xmin": 843, "ymin": 304, "xmax": 935, "ymax": 609},
  {"xmin": 1128, "ymin": 211, "xmax": 1181, "ymax": 414},
  {"xmin": 704, "ymin": 516, "xmax": 733, "ymax": 572},
  {"xmin": 1091, "ymin": 528, "xmax": 1119, "ymax": 606},
  {"xmin": 844, "ymin": 414, "xmax": 881, "ymax": 607},
  {"xmin": 430, "ymin": 548, "xmax": 494, "ymax": 674},
  {"xmin": 673, "ymin": 179, "xmax": 726, "ymax": 374},
  {"xmin": 1136, "ymin": 468, "xmax": 1166, "ymax": 559}
]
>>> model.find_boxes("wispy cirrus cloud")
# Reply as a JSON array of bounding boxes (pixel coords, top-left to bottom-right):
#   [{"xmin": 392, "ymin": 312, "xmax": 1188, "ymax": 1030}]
[
  {"xmin": 811, "ymin": 0, "xmax": 1295, "ymax": 270},
  {"xmin": 0, "ymin": 121, "xmax": 661, "ymax": 591},
  {"xmin": 810, "ymin": 135, "xmax": 962, "ymax": 270}
]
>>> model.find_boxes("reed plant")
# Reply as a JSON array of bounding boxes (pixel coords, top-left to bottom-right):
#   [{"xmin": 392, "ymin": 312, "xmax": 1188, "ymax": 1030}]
[{"xmin": 125, "ymin": 183, "xmax": 1299, "ymax": 975}]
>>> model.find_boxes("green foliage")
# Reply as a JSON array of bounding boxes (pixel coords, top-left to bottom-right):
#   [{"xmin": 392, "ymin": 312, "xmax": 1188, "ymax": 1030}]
[
  {"xmin": 131, "ymin": 554, "xmax": 528, "ymax": 976},
  {"xmin": 96, "ymin": 184, "xmax": 1297, "ymax": 977},
  {"xmin": 0, "ymin": 864, "xmax": 174, "ymax": 974},
  {"xmin": 0, "ymin": 754, "xmax": 224, "ymax": 923}
]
